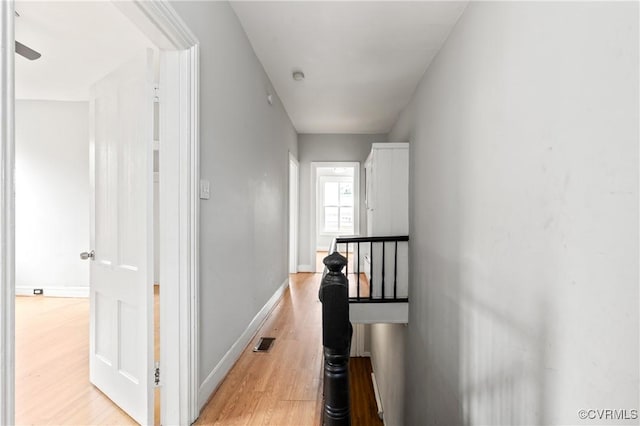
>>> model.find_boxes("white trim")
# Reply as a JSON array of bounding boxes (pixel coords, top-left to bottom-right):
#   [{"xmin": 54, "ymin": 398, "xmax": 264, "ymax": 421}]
[
  {"xmin": 0, "ymin": 1, "xmax": 15, "ymax": 424},
  {"xmin": 297, "ymin": 264, "xmax": 313, "ymax": 273},
  {"xmin": 157, "ymin": 45, "xmax": 199, "ymax": 425},
  {"xmin": 310, "ymin": 162, "xmax": 360, "ymax": 272},
  {"xmin": 114, "ymin": 1, "xmax": 197, "ymax": 51},
  {"xmin": 15, "ymin": 287, "xmax": 89, "ymax": 298},
  {"xmin": 114, "ymin": 2, "xmax": 202, "ymax": 425},
  {"xmin": 289, "ymin": 152, "xmax": 299, "ymax": 274},
  {"xmin": 197, "ymin": 278, "xmax": 290, "ymax": 410},
  {"xmin": 350, "ymin": 302, "xmax": 409, "ymax": 324},
  {"xmin": 371, "ymin": 371, "xmax": 384, "ymax": 421}
]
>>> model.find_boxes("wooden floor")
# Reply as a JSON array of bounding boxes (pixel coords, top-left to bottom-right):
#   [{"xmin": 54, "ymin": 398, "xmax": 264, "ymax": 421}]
[
  {"xmin": 15, "ymin": 276, "xmax": 381, "ymax": 425},
  {"xmin": 15, "ymin": 287, "xmax": 160, "ymax": 426},
  {"xmin": 196, "ymin": 273, "xmax": 382, "ymax": 426},
  {"xmin": 196, "ymin": 273, "xmax": 323, "ymax": 425},
  {"xmin": 350, "ymin": 358, "xmax": 384, "ymax": 426}
]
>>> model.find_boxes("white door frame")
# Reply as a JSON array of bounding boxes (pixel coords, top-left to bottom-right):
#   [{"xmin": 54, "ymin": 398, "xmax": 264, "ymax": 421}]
[
  {"xmin": 310, "ymin": 161, "xmax": 360, "ymax": 273},
  {"xmin": 289, "ymin": 152, "xmax": 299, "ymax": 274},
  {"xmin": 0, "ymin": 1, "xmax": 15, "ymax": 424},
  {"xmin": 0, "ymin": 1, "xmax": 200, "ymax": 424}
]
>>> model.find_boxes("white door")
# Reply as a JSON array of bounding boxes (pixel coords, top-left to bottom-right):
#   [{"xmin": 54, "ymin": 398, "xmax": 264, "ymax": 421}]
[{"xmin": 88, "ymin": 50, "xmax": 154, "ymax": 425}]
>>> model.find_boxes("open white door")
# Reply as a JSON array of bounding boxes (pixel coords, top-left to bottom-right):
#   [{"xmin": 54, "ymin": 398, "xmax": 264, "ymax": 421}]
[{"xmin": 88, "ymin": 49, "xmax": 154, "ymax": 425}]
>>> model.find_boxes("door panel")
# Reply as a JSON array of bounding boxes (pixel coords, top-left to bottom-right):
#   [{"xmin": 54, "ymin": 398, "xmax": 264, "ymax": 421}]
[{"xmin": 89, "ymin": 50, "xmax": 154, "ymax": 425}]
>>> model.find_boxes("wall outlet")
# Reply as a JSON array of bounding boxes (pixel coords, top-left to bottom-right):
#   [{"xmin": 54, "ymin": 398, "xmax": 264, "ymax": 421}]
[{"xmin": 33, "ymin": 288, "xmax": 43, "ymax": 295}]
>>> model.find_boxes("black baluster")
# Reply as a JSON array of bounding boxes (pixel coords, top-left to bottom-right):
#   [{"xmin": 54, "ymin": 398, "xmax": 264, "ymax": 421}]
[
  {"xmin": 382, "ymin": 242, "xmax": 385, "ymax": 299},
  {"xmin": 356, "ymin": 242, "xmax": 360, "ymax": 300},
  {"xmin": 345, "ymin": 243, "xmax": 349, "ymax": 278},
  {"xmin": 394, "ymin": 240, "xmax": 398, "ymax": 300},
  {"xmin": 369, "ymin": 242, "xmax": 373, "ymax": 301}
]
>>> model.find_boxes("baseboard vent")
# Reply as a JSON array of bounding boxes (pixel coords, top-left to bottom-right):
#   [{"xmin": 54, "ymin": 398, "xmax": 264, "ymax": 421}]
[
  {"xmin": 253, "ymin": 337, "xmax": 275, "ymax": 352},
  {"xmin": 33, "ymin": 289, "xmax": 43, "ymax": 295}
]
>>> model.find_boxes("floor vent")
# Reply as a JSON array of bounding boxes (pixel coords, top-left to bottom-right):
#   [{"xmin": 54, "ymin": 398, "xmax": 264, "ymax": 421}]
[{"xmin": 253, "ymin": 337, "xmax": 275, "ymax": 353}]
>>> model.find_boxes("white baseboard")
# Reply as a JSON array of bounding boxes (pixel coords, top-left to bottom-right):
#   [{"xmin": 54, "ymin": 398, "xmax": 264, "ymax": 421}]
[
  {"xmin": 197, "ymin": 278, "xmax": 290, "ymax": 410},
  {"xmin": 15, "ymin": 286, "xmax": 89, "ymax": 298},
  {"xmin": 297, "ymin": 264, "xmax": 314, "ymax": 273}
]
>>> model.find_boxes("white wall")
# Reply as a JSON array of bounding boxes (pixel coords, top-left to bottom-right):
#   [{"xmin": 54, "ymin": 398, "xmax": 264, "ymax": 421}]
[
  {"xmin": 298, "ymin": 133, "xmax": 385, "ymax": 270},
  {"xmin": 169, "ymin": 1, "xmax": 298, "ymax": 390},
  {"xmin": 370, "ymin": 323, "xmax": 405, "ymax": 426},
  {"xmin": 15, "ymin": 100, "xmax": 90, "ymax": 294},
  {"xmin": 385, "ymin": 2, "xmax": 639, "ymax": 425}
]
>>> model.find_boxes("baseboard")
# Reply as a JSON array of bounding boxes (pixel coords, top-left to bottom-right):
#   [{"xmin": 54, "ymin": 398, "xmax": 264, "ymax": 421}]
[
  {"xmin": 297, "ymin": 264, "xmax": 313, "ymax": 273},
  {"xmin": 197, "ymin": 277, "xmax": 290, "ymax": 410},
  {"xmin": 15, "ymin": 286, "xmax": 89, "ymax": 298}
]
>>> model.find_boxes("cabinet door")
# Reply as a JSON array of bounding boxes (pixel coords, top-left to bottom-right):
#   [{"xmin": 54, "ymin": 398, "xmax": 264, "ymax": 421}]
[{"xmin": 365, "ymin": 154, "xmax": 374, "ymax": 211}]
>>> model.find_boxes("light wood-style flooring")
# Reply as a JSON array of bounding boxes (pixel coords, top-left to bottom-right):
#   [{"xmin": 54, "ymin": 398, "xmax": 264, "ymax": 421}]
[
  {"xmin": 15, "ymin": 276, "xmax": 382, "ymax": 425},
  {"xmin": 195, "ymin": 273, "xmax": 323, "ymax": 425},
  {"xmin": 15, "ymin": 287, "xmax": 160, "ymax": 426},
  {"xmin": 196, "ymin": 273, "xmax": 383, "ymax": 426}
]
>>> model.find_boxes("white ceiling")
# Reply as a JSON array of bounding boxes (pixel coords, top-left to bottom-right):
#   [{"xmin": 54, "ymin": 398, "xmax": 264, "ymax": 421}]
[
  {"xmin": 15, "ymin": 1, "xmax": 153, "ymax": 101},
  {"xmin": 231, "ymin": 1, "xmax": 467, "ymax": 134}
]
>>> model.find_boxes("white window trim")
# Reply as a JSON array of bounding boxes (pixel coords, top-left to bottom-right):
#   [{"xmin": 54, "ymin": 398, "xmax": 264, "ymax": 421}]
[
  {"xmin": 310, "ymin": 161, "xmax": 360, "ymax": 272},
  {"xmin": 318, "ymin": 175, "xmax": 356, "ymax": 236}
]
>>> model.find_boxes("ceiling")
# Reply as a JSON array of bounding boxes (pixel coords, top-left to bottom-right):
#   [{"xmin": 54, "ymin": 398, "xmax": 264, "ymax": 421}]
[
  {"xmin": 231, "ymin": 1, "xmax": 467, "ymax": 134},
  {"xmin": 14, "ymin": 1, "xmax": 467, "ymax": 132},
  {"xmin": 15, "ymin": 1, "xmax": 153, "ymax": 101}
]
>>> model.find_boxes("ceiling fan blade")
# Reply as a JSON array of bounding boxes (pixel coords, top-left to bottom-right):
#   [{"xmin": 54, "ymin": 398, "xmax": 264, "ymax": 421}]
[{"xmin": 15, "ymin": 40, "xmax": 41, "ymax": 61}]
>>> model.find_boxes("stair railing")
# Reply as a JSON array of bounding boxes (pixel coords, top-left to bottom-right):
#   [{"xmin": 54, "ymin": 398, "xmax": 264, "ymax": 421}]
[
  {"xmin": 319, "ymin": 251, "xmax": 352, "ymax": 426},
  {"xmin": 333, "ymin": 235, "xmax": 409, "ymax": 303}
]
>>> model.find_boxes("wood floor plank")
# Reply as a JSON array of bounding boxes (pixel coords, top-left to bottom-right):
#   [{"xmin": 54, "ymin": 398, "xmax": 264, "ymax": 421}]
[
  {"xmin": 16, "ymin": 275, "xmax": 379, "ymax": 425},
  {"xmin": 15, "ymin": 287, "xmax": 161, "ymax": 426},
  {"xmin": 196, "ymin": 273, "xmax": 323, "ymax": 426},
  {"xmin": 350, "ymin": 357, "xmax": 384, "ymax": 426}
]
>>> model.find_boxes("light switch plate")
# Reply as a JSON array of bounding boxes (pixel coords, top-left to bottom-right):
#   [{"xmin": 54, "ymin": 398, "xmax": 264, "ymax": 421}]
[{"xmin": 200, "ymin": 179, "xmax": 210, "ymax": 200}]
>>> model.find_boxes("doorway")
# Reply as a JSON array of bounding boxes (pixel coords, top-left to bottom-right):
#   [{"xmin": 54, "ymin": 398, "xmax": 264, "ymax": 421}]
[
  {"xmin": 289, "ymin": 153, "xmax": 299, "ymax": 274},
  {"xmin": 14, "ymin": 5, "xmax": 160, "ymax": 423},
  {"xmin": 1, "ymin": 1, "xmax": 200, "ymax": 425},
  {"xmin": 310, "ymin": 162, "xmax": 360, "ymax": 272}
]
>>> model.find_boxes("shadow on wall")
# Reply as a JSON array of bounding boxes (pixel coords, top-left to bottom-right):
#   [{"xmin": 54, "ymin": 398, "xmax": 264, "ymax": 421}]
[
  {"xmin": 458, "ymin": 292, "xmax": 549, "ymax": 425},
  {"xmin": 405, "ymin": 256, "xmax": 550, "ymax": 425}
]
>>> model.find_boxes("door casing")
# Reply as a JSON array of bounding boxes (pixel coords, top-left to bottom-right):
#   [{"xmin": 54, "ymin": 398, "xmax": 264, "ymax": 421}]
[
  {"xmin": 0, "ymin": 1, "xmax": 200, "ymax": 424},
  {"xmin": 289, "ymin": 152, "xmax": 299, "ymax": 274}
]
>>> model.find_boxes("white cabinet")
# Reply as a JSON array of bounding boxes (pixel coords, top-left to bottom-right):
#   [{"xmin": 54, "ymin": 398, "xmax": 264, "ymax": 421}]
[
  {"xmin": 365, "ymin": 143, "xmax": 409, "ymax": 236},
  {"xmin": 363, "ymin": 143, "xmax": 409, "ymax": 299}
]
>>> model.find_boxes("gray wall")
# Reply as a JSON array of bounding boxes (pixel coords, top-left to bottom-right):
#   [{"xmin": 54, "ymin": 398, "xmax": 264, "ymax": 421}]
[
  {"xmin": 386, "ymin": 2, "xmax": 639, "ymax": 425},
  {"xmin": 169, "ymin": 1, "xmax": 298, "ymax": 387},
  {"xmin": 15, "ymin": 100, "xmax": 90, "ymax": 292},
  {"xmin": 297, "ymin": 133, "xmax": 386, "ymax": 270}
]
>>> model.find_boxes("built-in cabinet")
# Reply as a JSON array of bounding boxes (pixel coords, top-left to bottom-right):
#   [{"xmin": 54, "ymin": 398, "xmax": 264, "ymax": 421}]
[
  {"xmin": 365, "ymin": 143, "xmax": 409, "ymax": 236},
  {"xmin": 363, "ymin": 143, "xmax": 409, "ymax": 299}
]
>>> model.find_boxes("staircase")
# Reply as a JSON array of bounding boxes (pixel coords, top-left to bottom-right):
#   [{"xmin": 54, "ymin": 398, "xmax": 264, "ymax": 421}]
[
  {"xmin": 328, "ymin": 236, "xmax": 409, "ymax": 324},
  {"xmin": 319, "ymin": 237, "xmax": 408, "ymax": 425}
]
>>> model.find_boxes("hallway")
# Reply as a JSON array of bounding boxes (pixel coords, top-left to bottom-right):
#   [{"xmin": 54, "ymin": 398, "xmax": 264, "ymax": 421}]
[
  {"xmin": 196, "ymin": 272, "xmax": 382, "ymax": 425},
  {"xmin": 196, "ymin": 273, "xmax": 323, "ymax": 425}
]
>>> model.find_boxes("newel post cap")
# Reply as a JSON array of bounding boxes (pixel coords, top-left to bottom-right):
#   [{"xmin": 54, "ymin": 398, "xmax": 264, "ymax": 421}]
[{"xmin": 323, "ymin": 252, "xmax": 347, "ymax": 274}]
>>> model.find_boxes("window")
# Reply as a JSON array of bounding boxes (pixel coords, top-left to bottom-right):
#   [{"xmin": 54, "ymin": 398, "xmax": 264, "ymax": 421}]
[{"xmin": 320, "ymin": 177, "xmax": 354, "ymax": 234}]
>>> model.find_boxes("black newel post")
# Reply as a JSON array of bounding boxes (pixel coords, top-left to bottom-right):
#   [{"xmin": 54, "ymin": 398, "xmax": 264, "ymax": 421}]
[{"xmin": 319, "ymin": 251, "xmax": 352, "ymax": 426}]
